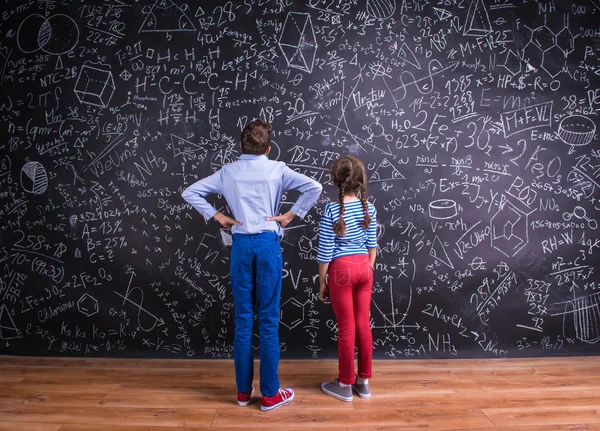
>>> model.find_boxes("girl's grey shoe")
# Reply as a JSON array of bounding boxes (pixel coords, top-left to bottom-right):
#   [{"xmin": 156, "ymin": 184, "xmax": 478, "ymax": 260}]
[
  {"xmin": 352, "ymin": 379, "xmax": 371, "ymax": 398},
  {"xmin": 320, "ymin": 379, "xmax": 353, "ymax": 402}
]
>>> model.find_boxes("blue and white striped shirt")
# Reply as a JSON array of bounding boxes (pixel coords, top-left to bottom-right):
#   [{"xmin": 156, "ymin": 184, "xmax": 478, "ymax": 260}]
[{"xmin": 317, "ymin": 200, "xmax": 377, "ymax": 263}]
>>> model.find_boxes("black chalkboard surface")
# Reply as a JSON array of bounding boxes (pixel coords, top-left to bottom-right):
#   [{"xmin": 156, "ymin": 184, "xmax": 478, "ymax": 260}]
[{"xmin": 0, "ymin": 0, "xmax": 599, "ymax": 359}]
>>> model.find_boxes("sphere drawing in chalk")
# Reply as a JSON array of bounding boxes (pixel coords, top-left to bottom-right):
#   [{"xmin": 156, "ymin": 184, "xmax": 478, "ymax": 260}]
[
  {"xmin": 21, "ymin": 161, "xmax": 48, "ymax": 195},
  {"xmin": 16, "ymin": 13, "xmax": 79, "ymax": 55},
  {"xmin": 558, "ymin": 115, "xmax": 596, "ymax": 147},
  {"xmin": 42, "ymin": 14, "xmax": 79, "ymax": 55},
  {"xmin": 366, "ymin": 0, "xmax": 396, "ymax": 19},
  {"xmin": 17, "ymin": 14, "xmax": 48, "ymax": 53}
]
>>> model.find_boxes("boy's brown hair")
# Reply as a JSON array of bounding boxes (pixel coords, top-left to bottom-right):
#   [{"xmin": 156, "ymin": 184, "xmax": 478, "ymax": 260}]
[
  {"xmin": 331, "ymin": 156, "xmax": 371, "ymax": 236},
  {"xmin": 241, "ymin": 119, "xmax": 272, "ymax": 155}
]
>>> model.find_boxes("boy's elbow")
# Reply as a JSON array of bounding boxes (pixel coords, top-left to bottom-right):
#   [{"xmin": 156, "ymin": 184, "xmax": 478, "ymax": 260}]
[{"xmin": 181, "ymin": 188, "xmax": 193, "ymax": 202}]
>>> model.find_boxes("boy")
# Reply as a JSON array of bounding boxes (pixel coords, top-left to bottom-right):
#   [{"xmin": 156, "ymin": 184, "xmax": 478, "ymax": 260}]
[{"xmin": 182, "ymin": 119, "xmax": 322, "ymax": 411}]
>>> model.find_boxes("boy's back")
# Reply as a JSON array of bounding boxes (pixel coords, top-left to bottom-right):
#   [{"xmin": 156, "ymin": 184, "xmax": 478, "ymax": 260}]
[
  {"xmin": 183, "ymin": 153, "xmax": 321, "ymax": 235},
  {"xmin": 222, "ymin": 155, "xmax": 304, "ymax": 234}
]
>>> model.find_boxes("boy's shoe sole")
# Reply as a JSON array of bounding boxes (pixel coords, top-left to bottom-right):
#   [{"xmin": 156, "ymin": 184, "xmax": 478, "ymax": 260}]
[
  {"xmin": 237, "ymin": 386, "xmax": 255, "ymax": 407},
  {"xmin": 260, "ymin": 390, "xmax": 295, "ymax": 412},
  {"xmin": 321, "ymin": 382, "xmax": 353, "ymax": 402}
]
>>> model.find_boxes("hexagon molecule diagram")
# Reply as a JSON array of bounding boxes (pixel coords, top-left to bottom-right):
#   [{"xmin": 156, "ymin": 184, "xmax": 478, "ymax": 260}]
[
  {"xmin": 280, "ymin": 298, "xmax": 306, "ymax": 330},
  {"xmin": 78, "ymin": 293, "xmax": 99, "ymax": 317}
]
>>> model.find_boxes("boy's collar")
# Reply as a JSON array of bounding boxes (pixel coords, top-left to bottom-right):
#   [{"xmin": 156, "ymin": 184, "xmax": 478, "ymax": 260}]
[{"xmin": 239, "ymin": 154, "xmax": 267, "ymax": 160}]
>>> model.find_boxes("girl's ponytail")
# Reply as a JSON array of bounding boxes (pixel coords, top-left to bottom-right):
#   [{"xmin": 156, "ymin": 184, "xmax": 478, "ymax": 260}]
[
  {"xmin": 359, "ymin": 182, "xmax": 371, "ymax": 229},
  {"xmin": 333, "ymin": 182, "xmax": 347, "ymax": 236}
]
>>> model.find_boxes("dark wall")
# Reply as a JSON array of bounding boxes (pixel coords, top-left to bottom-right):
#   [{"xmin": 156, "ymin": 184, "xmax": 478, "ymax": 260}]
[{"xmin": 0, "ymin": 0, "xmax": 599, "ymax": 359}]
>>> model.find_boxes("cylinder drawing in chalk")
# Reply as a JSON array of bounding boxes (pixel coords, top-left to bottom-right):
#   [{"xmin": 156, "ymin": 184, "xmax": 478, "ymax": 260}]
[
  {"xmin": 429, "ymin": 199, "xmax": 457, "ymax": 220},
  {"xmin": 558, "ymin": 115, "xmax": 596, "ymax": 147}
]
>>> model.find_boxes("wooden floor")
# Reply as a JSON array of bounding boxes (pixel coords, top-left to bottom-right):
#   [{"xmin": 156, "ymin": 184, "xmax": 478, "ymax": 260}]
[{"xmin": 0, "ymin": 356, "xmax": 599, "ymax": 430}]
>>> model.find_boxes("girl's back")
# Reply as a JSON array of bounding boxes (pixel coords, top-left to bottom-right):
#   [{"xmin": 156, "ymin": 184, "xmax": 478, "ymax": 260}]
[{"xmin": 317, "ymin": 200, "xmax": 377, "ymax": 263}]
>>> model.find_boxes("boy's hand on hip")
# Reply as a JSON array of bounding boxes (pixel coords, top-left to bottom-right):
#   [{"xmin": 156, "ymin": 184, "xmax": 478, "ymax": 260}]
[
  {"xmin": 214, "ymin": 212, "xmax": 242, "ymax": 229},
  {"xmin": 266, "ymin": 210, "xmax": 296, "ymax": 228}
]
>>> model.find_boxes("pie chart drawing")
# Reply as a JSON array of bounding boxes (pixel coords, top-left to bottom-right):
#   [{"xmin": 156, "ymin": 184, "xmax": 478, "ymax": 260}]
[{"xmin": 21, "ymin": 161, "xmax": 48, "ymax": 194}]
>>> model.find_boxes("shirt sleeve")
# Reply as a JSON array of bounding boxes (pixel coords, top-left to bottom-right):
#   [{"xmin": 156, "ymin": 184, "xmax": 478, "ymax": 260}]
[
  {"xmin": 316, "ymin": 204, "xmax": 335, "ymax": 263},
  {"xmin": 281, "ymin": 165, "xmax": 323, "ymax": 219},
  {"xmin": 366, "ymin": 205, "xmax": 377, "ymax": 249},
  {"xmin": 181, "ymin": 170, "xmax": 223, "ymax": 220}
]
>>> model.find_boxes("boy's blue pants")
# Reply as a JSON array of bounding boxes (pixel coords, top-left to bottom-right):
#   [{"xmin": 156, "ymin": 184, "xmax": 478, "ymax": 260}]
[{"xmin": 230, "ymin": 232, "xmax": 282, "ymax": 397}]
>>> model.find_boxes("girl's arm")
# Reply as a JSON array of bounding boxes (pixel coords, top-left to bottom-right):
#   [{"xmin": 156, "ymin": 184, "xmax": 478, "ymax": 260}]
[
  {"xmin": 366, "ymin": 205, "xmax": 378, "ymax": 268},
  {"xmin": 368, "ymin": 248, "xmax": 376, "ymax": 268},
  {"xmin": 317, "ymin": 204, "xmax": 334, "ymax": 302},
  {"xmin": 318, "ymin": 262, "xmax": 330, "ymax": 302}
]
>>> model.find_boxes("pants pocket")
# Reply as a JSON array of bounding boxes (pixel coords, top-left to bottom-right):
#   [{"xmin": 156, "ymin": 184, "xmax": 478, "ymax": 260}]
[{"xmin": 331, "ymin": 266, "xmax": 352, "ymax": 287}]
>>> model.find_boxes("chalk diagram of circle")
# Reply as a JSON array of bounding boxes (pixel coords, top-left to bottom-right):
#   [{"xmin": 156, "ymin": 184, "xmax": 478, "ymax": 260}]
[
  {"xmin": 17, "ymin": 14, "xmax": 79, "ymax": 55},
  {"xmin": 558, "ymin": 115, "xmax": 596, "ymax": 147},
  {"xmin": 21, "ymin": 161, "xmax": 48, "ymax": 195},
  {"xmin": 366, "ymin": 0, "xmax": 396, "ymax": 19},
  {"xmin": 429, "ymin": 199, "xmax": 457, "ymax": 220},
  {"xmin": 17, "ymin": 14, "xmax": 48, "ymax": 53}
]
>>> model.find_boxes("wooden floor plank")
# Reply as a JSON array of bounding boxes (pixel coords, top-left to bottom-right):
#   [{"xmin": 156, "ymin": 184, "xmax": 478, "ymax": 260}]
[
  {"xmin": 0, "ymin": 406, "xmax": 216, "ymax": 427},
  {"xmin": 58, "ymin": 426, "xmax": 349, "ymax": 431},
  {"xmin": 7, "ymin": 383, "xmax": 121, "ymax": 393},
  {"xmin": 0, "ymin": 375, "xmax": 24, "ymax": 383},
  {"xmin": 482, "ymin": 406, "xmax": 600, "ymax": 427},
  {"xmin": 211, "ymin": 407, "xmax": 493, "ymax": 428},
  {"xmin": 352, "ymin": 390, "xmax": 600, "ymax": 410},
  {"xmin": 474, "ymin": 376, "xmax": 600, "ymax": 392},
  {"xmin": 361, "ymin": 426, "xmax": 600, "ymax": 431},
  {"xmin": 0, "ymin": 423, "xmax": 62, "ymax": 431},
  {"xmin": 0, "ymin": 388, "xmax": 106, "ymax": 407}
]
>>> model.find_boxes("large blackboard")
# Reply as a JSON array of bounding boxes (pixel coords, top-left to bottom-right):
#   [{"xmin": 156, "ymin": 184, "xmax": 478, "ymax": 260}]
[{"xmin": 0, "ymin": 0, "xmax": 599, "ymax": 359}]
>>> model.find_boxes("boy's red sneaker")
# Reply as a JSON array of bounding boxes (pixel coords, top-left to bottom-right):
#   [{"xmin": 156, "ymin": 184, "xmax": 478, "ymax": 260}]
[
  {"xmin": 237, "ymin": 386, "xmax": 254, "ymax": 407},
  {"xmin": 260, "ymin": 388, "xmax": 294, "ymax": 412}
]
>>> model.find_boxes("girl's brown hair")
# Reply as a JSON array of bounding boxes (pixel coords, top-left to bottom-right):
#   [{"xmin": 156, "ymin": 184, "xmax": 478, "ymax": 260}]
[{"xmin": 330, "ymin": 156, "xmax": 371, "ymax": 236}]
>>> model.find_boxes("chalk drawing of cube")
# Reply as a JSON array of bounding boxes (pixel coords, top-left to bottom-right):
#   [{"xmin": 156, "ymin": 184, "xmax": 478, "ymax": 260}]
[
  {"xmin": 74, "ymin": 65, "xmax": 116, "ymax": 108},
  {"xmin": 278, "ymin": 12, "xmax": 318, "ymax": 74}
]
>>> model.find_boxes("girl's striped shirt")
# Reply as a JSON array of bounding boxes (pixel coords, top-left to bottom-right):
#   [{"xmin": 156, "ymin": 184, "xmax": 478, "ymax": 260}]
[{"xmin": 317, "ymin": 200, "xmax": 377, "ymax": 263}]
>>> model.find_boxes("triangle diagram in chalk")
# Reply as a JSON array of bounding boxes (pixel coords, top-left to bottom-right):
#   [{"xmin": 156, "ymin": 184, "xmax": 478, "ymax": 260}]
[
  {"xmin": 139, "ymin": 0, "xmax": 196, "ymax": 32},
  {"xmin": 432, "ymin": 7, "xmax": 452, "ymax": 21},
  {"xmin": 0, "ymin": 304, "xmax": 20, "ymax": 340},
  {"xmin": 171, "ymin": 134, "xmax": 209, "ymax": 158},
  {"xmin": 398, "ymin": 42, "xmax": 421, "ymax": 70},
  {"xmin": 430, "ymin": 235, "xmax": 454, "ymax": 269},
  {"xmin": 463, "ymin": 0, "xmax": 492, "ymax": 37},
  {"xmin": 369, "ymin": 158, "xmax": 405, "ymax": 182}
]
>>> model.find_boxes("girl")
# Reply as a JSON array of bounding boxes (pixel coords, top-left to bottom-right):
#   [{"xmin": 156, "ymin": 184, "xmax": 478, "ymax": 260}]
[{"xmin": 317, "ymin": 155, "xmax": 377, "ymax": 402}]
